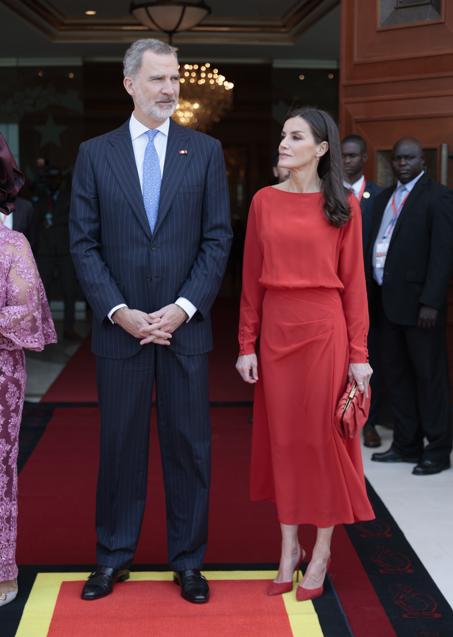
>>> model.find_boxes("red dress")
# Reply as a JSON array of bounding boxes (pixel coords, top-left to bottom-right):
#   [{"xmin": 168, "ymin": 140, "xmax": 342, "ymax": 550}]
[{"xmin": 238, "ymin": 187, "xmax": 374, "ymax": 526}]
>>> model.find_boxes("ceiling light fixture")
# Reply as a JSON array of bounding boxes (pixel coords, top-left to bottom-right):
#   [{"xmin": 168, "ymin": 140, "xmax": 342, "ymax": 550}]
[
  {"xmin": 85, "ymin": 9, "xmax": 97, "ymax": 16},
  {"xmin": 130, "ymin": 1, "xmax": 211, "ymax": 43},
  {"xmin": 174, "ymin": 63, "xmax": 234, "ymax": 131}
]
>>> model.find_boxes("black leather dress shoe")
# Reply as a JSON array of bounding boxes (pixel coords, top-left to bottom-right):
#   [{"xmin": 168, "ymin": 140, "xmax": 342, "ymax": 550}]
[
  {"xmin": 371, "ymin": 447, "xmax": 419, "ymax": 463},
  {"xmin": 363, "ymin": 424, "xmax": 381, "ymax": 448},
  {"xmin": 81, "ymin": 566, "xmax": 130, "ymax": 600},
  {"xmin": 174, "ymin": 569, "xmax": 209, "ymax": 604},
  {"xmin": 412, "ymin": 459, "xmax": 451, "ymax": 476}
]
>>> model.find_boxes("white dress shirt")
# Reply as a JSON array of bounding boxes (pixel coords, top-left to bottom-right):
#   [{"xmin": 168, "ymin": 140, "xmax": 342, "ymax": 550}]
[
  {"xmin": 343, "ymin": 175, "xmax": 365, "ymax": 200},
  {"xmin": 0, "ymin": 212, "xmax": 13, "ymax": 229},
  {"xmin": 108, "ymin": 113, "xmax": 197, "ymax": 324}
]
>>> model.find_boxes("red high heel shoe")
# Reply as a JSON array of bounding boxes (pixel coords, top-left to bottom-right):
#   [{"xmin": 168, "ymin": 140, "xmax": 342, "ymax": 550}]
[
  {"xmin": 296, "ymin": 558, "xmax": 331, "ymax": 602},
  {"xmin": 267, "ymin": 549, "xmax": 306, "ymax": 596}
]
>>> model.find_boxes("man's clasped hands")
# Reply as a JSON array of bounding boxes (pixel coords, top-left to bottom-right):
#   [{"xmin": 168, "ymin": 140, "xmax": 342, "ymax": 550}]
[{"xmin": 112, "ymin": 304, "xmax": 187, "ymax": 346}]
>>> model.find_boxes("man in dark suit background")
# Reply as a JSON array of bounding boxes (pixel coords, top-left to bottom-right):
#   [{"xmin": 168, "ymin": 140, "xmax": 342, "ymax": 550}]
[
  {"xmin": 12, "ymin": 196, "xmax": 38, "ymax": 249},
  {"xmin": 342, "ymin": 134, "xmax": 383, "ymax": 448},
  {"xmin": 366, "ymin": 138, "xmax": 453, "ymax": 475},
  {"xmin": 34, "ymin": 171, "xmax": 79, "ymax": 340},
  {"xmin": 70, "ymin": 39, "xmax": 232, "ymax": 603},
  {"xmin": 0, "ymin": 196, "xmax": 38, "ymax": 249}
]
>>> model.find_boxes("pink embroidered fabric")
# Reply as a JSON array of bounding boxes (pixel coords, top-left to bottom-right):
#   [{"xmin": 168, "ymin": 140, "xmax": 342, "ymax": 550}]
[{"xmin": 0, "ymin": 224, "xmax": 57, "ymax": 581}]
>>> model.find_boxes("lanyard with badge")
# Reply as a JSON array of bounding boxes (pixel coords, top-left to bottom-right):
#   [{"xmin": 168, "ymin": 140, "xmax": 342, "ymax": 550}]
[{"xmin": 375, "ymin": 188, "xmax": 409, "ymax": 269}]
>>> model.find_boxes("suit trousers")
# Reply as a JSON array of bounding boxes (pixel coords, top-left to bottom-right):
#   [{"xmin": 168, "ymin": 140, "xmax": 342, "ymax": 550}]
[
  {"xmin": 378, "ymin": 299, "xmax": 452, "ymax": 462},
  {"xmin": 95, "ymin": 344, "xmax": 211, "ymax": 570}
]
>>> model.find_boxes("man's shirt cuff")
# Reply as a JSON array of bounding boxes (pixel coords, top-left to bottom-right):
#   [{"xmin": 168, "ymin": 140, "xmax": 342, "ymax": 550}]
[
  {"xmin": 108, "ymin": 303, "xmax": 128, "ymax": 323},
  {"xmin": 175, "ymin": 297, "xmax": 197, "ymax": 322}
]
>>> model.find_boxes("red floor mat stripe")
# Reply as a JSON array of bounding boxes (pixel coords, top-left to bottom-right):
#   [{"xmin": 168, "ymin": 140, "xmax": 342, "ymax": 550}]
[{"xmin": 48, "ymin": 579, "xmax": 296, "ymax": 637}]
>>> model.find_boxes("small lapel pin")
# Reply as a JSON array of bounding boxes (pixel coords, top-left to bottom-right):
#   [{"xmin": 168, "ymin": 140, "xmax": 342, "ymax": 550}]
[
  {"xmin": 178, "ymin": 149, "xmax": 188, "ymax": 155},
  {"xmin": 362, "ymin": 191, "xmax": 370, "ymax": 199}
]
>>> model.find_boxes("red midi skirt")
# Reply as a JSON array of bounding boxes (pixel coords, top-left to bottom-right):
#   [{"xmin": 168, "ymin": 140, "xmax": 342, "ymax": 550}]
[{"xmin": 250, "ymin": 288, "xmax": 374, "ymax": 526}]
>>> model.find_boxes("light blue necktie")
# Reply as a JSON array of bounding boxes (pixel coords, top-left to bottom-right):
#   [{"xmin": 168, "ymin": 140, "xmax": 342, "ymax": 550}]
[
  {"xmin": 394, "ymin": 184, "xmax": 407, "ymax": 211},
  {"xmin": 143, "ymin": 129, "xmax": 161, "ymax": 232}
]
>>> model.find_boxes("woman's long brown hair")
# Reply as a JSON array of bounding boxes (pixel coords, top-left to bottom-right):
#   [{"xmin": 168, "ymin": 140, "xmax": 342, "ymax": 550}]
[{"xmin": 286, "ymin": 108, "xmax": 350, "ymax": 227}]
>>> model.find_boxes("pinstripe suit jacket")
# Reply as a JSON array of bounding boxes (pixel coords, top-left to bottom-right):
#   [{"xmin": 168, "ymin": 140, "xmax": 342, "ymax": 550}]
[{"xmin": 70, "ymin": 118, "xmax": 232, "ymax": 358}]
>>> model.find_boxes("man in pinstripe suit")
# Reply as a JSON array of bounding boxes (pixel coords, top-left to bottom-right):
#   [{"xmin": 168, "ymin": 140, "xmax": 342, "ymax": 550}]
[{"xmin": 70, "ymin": 39, "xmax": 232, "ymax": 603}]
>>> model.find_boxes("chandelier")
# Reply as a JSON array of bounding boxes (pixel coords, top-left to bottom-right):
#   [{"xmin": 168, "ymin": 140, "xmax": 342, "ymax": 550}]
[
  {"xmin": 174, "ymin": 63, "xmax": 234, "ymax": 131},
  {"xmin": 130, "ymin": 1, "xmax": 211, "ymax": 43}
]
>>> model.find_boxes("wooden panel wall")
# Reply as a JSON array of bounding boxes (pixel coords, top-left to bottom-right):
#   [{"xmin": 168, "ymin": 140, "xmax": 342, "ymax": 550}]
[{"xmin": 339, "ymin": 0, "xmax": 453, "ymax": 183}]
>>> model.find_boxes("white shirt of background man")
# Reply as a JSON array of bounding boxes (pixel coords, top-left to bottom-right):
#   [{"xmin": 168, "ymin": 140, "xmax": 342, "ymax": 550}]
[{"xmin": 343, "ymin": 175, "xmax": 365, "ymax": 200}]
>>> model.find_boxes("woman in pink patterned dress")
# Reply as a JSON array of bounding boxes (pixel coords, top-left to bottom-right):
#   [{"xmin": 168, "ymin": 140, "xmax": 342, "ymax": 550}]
[{"xmin": 0, "ymin": 134, "xmax": 56, "ymax": 606}]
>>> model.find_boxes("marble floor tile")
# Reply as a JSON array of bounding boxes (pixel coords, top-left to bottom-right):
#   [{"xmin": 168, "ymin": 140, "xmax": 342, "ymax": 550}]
[{"xmin": 362, "ymin": 426, "xmax": 453, "ymax": 608}]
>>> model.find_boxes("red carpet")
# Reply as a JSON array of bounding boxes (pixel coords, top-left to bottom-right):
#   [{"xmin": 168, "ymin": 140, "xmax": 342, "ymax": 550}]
[
  {"xmin": 16, "ymin": 405, "xmax": 398, "ymax": 637},
  {"xmin": 43, "ymin": 302, "xmax": 253, "ymax": 403},
  {"xmin": 43, "ymin": 339, "xmax": 96, "ymax": 402},
  {"xmin": 17, "ymin": 407, "xmax": 278, "ymax": 565}
]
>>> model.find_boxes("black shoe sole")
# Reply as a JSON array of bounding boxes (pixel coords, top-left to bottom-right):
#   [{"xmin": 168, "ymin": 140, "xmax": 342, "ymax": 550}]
[
  {"xmin": 412, "ymin": 465, "xmax": 451, "ymax": 476},
  {"xmin": 371, "ymin": 455, "xmax": 419, "ymax": 463},
  {"xmin": 181, "ymin": 593, "xmax": 210, "ymax": 604}
]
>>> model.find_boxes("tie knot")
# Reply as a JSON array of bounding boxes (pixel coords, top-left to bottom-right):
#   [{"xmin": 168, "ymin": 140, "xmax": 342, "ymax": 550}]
[{"xmin": 146, "ymin": 129, "xmax": 158, "ymax": 142}]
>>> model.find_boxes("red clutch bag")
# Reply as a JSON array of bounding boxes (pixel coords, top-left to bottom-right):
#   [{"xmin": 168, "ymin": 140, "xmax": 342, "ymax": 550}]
[{"xmin": 335, "ymin": 381, "xmax": 371, "ymax": 439}]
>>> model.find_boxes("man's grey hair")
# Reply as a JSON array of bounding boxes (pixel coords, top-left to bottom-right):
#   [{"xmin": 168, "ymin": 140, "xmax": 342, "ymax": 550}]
[{"xmin": 123, "ymin": 39, "xmax": 178, "ymax": 77}]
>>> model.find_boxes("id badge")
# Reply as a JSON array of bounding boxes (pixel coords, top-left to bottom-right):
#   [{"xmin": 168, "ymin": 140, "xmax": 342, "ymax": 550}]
[{"xmin": 375, "ymin": 239, "xmax": 390, "ymax": 269}]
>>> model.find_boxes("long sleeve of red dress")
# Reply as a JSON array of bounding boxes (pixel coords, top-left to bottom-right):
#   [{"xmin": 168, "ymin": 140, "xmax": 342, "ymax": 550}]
[
  {"xmin": 238, "ymin": 199, "xmax": 264, "ymax": 355},
  {"xmin": 338, "ymin": 196, "xmax": 369, "ymax": 363}
]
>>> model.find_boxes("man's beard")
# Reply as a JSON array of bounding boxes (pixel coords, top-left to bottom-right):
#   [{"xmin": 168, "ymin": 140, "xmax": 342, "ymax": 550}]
[
  {"xmin": 135, "ymin": 90, "xmax": 177, "ymax": 122},
  {"xmin": 147, "ymin": 101, "xmax": 177, "ymax": 121}
]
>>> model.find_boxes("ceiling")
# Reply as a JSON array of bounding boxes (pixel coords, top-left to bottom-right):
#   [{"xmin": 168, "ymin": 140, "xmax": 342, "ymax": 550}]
[{"xmin": 0, "ymin": 0, "xmax": 340, "ymax": 65}]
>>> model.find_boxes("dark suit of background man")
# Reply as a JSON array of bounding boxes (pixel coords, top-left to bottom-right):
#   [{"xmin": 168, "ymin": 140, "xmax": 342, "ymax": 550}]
[
  {"xmin": 342, "ymin": 134, "xmax": 383, "ymax": 449},
  {"xmin": 70, "ymin": 39, "xmax": 232, "ymax": 604},
  {"xmin": 12, "ymin": 197, "xmax": 38, "ymax": 249},
  {"xmin": 366, "ymin": 138, "xmax": 453, "ymax": 475},
  {"xmin": 0, "ymin": 196, "xmax": 38, "ymax": 249},
  {"xmin": 34, "ymin": 172, "xmax": 79, "ymax": 341}
]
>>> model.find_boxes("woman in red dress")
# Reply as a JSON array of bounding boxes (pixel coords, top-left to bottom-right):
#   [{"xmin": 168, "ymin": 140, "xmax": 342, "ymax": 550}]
[{"xmin": 236, "ymin": 108, "xmax": 374, "ymax": 601}]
